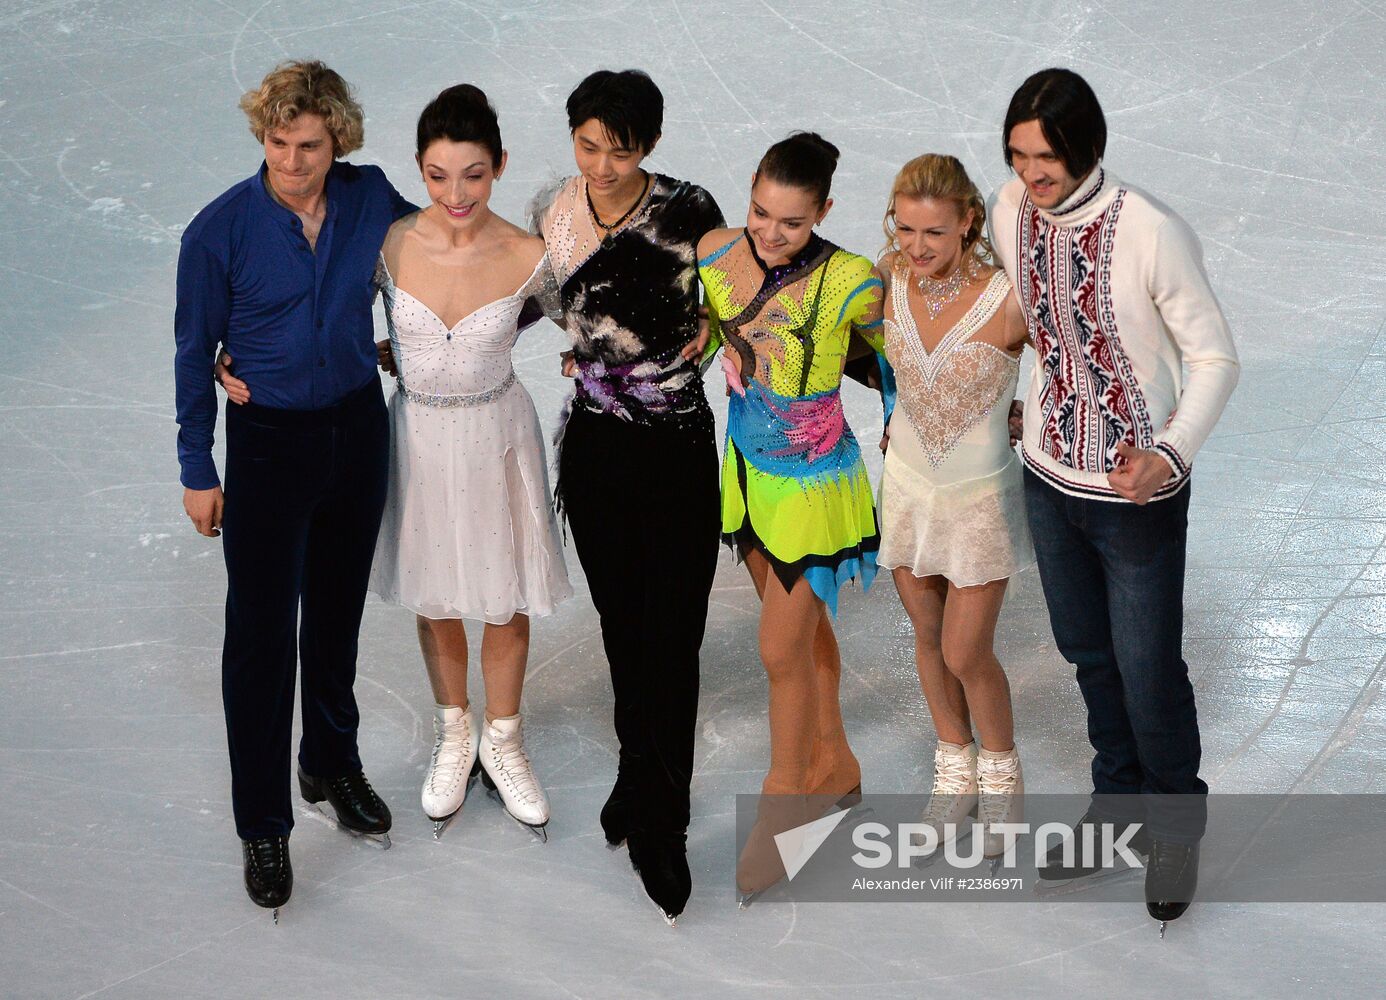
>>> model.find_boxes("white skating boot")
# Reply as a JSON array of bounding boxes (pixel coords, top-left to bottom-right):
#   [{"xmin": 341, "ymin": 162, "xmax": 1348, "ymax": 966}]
[
  {"xmin": 911, "ymin": 740, "xmax": 978, "ymax": 863},
  {"xmin": 421, "ymin": 704, "xmax": 478, "ymax": 839},
  {"xmin": 977, "ymin": 746, "xmax": 1024, "ymax": 861},
  {"xmin": 476, "ymin": 713, "xmax": 550, "ymax": 841}
]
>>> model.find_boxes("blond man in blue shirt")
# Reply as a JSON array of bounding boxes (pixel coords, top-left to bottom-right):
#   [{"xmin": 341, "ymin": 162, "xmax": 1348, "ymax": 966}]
[{"xmin": 174, "ymin": 60, "xmax": 415, "ymax": 918}]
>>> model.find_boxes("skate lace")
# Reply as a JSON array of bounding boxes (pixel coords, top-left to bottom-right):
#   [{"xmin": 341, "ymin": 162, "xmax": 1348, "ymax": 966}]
[
  {"xmin": 247, "ymin": 837, "xmax": 288, "ymax": 873},
  {"xmin": 922, "ymin": 749, "xmax": 976, "ymax": 823},
  {"xmin": 977, "ymin": 756, "xmax": 1020, "ymax": 825},
  {"xmin": 1149, "ymin": 840, "xmax": 1190, "ymax": 880},
  {"xmin": 328, "ymin": 772, "xmax": 382, "ymax": 812},
  {"xmin": 489, "ymin": 729, "xmax": 542, "ymax": 805},
  {"xmin": 427, "ymin": 717, "xmax": 474, "ymax": 794},
  {"xmin": 930, "ymin": 750, "xmax": 975, "ymax": 796}
]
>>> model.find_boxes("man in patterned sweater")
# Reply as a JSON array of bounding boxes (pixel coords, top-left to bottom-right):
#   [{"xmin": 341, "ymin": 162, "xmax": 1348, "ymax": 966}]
[{"xmin": 989, "ymin": 68, "xmax": 1239, "ymax": 928}]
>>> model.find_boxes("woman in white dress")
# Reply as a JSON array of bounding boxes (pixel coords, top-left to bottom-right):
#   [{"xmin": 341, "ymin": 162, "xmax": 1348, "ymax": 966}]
[
  {"xmin": 876, "ymin": 154, "xmax": 1032, "ymax": 858},
  {"xmin": 219, "ymin": 84, "xmax": 572, "ymax": 839},
  {"xmin": 373, "ymin": 84, "xmax": 575, "ymax": 839}
]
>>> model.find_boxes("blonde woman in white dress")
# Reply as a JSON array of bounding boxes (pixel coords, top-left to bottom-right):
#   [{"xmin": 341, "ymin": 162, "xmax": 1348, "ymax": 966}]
[
  {"xmin": 220, "ymin": 85, "xmax": 572, "ymax": 840},
  {"xmin": 876, "ymin": 154, "xmax": 1032, "ymax": 858}
]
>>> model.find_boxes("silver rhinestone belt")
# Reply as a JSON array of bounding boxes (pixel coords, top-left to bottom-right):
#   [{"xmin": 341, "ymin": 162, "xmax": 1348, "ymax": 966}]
[{"xmin": 396, "ymin": 370, "xmax": 516, "ymax": 407}]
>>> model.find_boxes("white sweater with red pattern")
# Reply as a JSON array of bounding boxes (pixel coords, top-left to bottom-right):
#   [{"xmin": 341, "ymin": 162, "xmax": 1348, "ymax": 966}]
[{"xmin": 990, "ymin": 165, "xmax": 1239, "ymax": 502}]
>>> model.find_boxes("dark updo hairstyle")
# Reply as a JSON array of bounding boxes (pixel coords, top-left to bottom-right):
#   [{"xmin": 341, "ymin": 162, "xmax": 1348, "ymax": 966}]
[
  {"xmin": 566, "ymin": 69, "xmax": 663, "ymax": 154},
  {"xmin": 754, "ymin": 131, "xmax": 840, "ymax": 207},
  {"xmin": 1002, "ymin": 68, "xmax": 1106, "ymax": 180},
  {"xmin": 416, "ymin": 84, "xmax": 503, "ymax": 168}
]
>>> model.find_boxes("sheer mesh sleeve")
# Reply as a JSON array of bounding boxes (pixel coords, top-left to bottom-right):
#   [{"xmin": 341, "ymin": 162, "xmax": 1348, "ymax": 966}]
[
  {"xmin": 526, "ymin": 254, "xmax": 564, "ymax": 323},
  {"xmin": 697, "ymin": 297, "xmax": 724, "ymax": 376},
  {"xmin": 527, "ymin": 177, "xmax": 565, "ymax": 238},
  {"xmin": 374, "ymin": 253, "xmax": 390, "ymax": 292},
  {"xmin": 845, "ymin": 263, "xmax": 886, "ymax": 351}
]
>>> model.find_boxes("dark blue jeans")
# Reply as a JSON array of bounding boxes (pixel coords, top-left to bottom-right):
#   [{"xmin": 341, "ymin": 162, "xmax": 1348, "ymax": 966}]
[
  {"xmin": 1023, "ymin": 467, "xmax": 1207, "ymax": 840},
  {"xmin": 221, "ymin": 378, "xmax": 389, "ymax": 839}
]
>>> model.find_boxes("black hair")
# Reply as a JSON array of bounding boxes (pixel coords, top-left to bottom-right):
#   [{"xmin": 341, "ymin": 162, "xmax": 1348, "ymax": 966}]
[
  {"xmin": 416, "ymin": 84, "xmax": 502, "ymax": 167},
  {"xmin": 565, "ymin": 69, "xmax": 663, "ymax": 154},
  {"xmin": 754, "ymin": 131, "xmax": 840, "ymax": 206},
  {"xmin": 1003, "ymin": 68, "xmax": 1106, "ymax": 179}
]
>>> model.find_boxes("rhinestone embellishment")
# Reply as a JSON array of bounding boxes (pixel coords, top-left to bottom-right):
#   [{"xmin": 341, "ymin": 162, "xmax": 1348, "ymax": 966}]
[{"xmin": 397, "ymin": 370, "xmax": 516, "ymax": 407}]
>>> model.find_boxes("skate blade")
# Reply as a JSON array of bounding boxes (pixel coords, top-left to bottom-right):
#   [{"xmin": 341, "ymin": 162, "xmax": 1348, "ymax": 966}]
[
  {"xmin": 347, "ymin": 828, "xmax": 392, "ymax": 850},
  {"xmin": 1032, "ymin": 864, "xmax": 1142, "ymax": 898},
  {"xmin": 981, "ymin": 826, "xmax": 1026, "ymax": 872},
  {"xmin": 482, "ymin": 785, "xmax": 549, "ymax": 843},
  {"xmin": 272, "ymin": 906, "xmax": 279, "ymax": 925},
  {"xmin": 429, "ymin": 812, "xmax": 458, "ymax": 841},
  {"xmin": 736, "ymin": 889, "xmax": 760, "ymax": 911},
  {"xmin": 303, "ymin": 801, "xmax": 393, "ymax": 849},
  {"xmin": 1159, "ymin": 920, "xmax": 1167, "ymax": 939}
]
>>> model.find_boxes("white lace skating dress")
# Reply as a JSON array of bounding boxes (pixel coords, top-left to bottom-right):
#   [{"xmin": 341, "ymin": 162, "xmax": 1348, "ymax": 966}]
[
  {"xmin": 370, "ymin": 254, "xmax": 573, "ymax": 622},
  {"xmin": 878, "ymin": 263, "xmax": 1033, "ymax": 587}
]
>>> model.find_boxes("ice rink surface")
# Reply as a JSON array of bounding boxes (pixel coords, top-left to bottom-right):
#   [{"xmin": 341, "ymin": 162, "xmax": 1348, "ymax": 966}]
[{"xmin": 2, "ymin": 0, "xmax": 1385, "ymax": 996}]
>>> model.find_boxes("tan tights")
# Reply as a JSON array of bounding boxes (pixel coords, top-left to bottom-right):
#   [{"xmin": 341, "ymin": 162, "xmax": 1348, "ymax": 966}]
[
  {"xmin": 892, "ymin": 569, "xmax": 1013, "ymax": 752},
  {"xmin": 744, "ymin": 549, "xmax": 860, "ymax": 796}
]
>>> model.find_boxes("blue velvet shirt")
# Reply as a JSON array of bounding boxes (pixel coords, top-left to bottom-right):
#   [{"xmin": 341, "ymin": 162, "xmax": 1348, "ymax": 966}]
[{"xmin": 173, "ymin": 160, "xmax": 416, "ymax": 489}]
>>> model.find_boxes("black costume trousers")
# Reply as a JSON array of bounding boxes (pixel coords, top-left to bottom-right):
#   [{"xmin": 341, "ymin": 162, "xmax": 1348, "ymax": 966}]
[
  {"xmin": 220, "ymin": 378, "xmax": 389, "ymax": 839},
  {"xmin": 559, "ymin": 405, "xmax": 720, "ymax": 836}
]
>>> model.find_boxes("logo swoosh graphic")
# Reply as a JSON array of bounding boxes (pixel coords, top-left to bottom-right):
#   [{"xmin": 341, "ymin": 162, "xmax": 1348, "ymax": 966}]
[{"xmin": 774, "ymin": 807, "xmax": 853, "ymax": 881}]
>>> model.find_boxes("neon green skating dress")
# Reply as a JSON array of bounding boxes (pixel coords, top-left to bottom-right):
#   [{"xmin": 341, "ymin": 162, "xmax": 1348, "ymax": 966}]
[{"xmin": 698, "ymin": 230, "xmax": 889, "ymax": 614}]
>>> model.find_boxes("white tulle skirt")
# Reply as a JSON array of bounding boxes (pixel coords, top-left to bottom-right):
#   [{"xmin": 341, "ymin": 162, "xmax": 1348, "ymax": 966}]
[
  {"xmin": 877, "ymin": 420, "xmax": 1034, "ymax": 588},
  {"xmin": 370, "ymin": 381, "xmax": 573, "ymax": 623}
]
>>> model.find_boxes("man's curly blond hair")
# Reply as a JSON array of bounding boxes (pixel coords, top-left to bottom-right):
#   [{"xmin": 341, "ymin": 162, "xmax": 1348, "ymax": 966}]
[{"xmin": 239, "ymin": 60, "xmax": 364, "ymax": 157}]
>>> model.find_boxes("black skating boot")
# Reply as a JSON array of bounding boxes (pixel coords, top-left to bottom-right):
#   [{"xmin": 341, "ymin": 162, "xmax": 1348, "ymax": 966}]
[
  {"xmin": 627, "ymin": 830, "xmax": 691, "ymax": 927},
  {"xmin": 242, "ymin": 835, "xmax": 291, "ymax": 922},
  {"xmin": 1037, "ymin": 808, "xmax": 1151, "ymax": 885},
  {"xmin": 1145, "ymin": 839, "xmax": 1199, "ymax": 937},
  {"xmin": 298, "ymin": 768, "xmax": 393, "ymax": 847}
]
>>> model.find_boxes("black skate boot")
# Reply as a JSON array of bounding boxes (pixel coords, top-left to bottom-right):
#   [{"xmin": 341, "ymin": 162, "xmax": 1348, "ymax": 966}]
[
  {"xmin": 242, "ymin": 835, "xmax": 292, "ymax": 923},
  {"xmin": 600, "ymin": 753, "xmax": 639, "ymax": 848},
  {"xmin": 1035, "ymin": 808, "xmax": 1151, "ymax": 894},
  {"xmin": 627, "ymin": 830, "xmax": 691, "ymax": 927},
  {"xmin": 1145, "ymin": 839, "xmax": 1199, "ymax": 937},
  {"xmin": 298, "ymin": 768, "xmax": 393, "ymax": 848}
]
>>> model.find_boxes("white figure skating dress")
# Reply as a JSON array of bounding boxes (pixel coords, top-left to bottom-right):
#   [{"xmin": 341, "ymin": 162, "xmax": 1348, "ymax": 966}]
[
  {"xmin": 878, "ymin": 263, "xmax": 1033, "ymax": 587},
  {"xmin": 370, "ymin": 254, "xmax": 573, "ymax": 622}
]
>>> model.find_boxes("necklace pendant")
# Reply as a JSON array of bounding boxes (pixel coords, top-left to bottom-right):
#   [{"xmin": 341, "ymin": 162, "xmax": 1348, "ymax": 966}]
[{"xmin": 914, "ymin": 257, "xmax": 976, "ymax": 322}]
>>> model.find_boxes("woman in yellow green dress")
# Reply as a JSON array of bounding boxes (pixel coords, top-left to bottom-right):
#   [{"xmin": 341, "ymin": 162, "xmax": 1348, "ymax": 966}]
[{"xmin": 696, "ymin": 132, "xmax": 889, "ymax": 899}]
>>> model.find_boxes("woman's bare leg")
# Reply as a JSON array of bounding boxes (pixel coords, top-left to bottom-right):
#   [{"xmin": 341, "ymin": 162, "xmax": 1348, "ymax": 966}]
[
  {"xmin": 416, "ymin": 615, "xmax": 470, "ymax": 708},
  {"xmin": 479, "ymin": 613, "xmax": 530, "ymax": 722}
]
